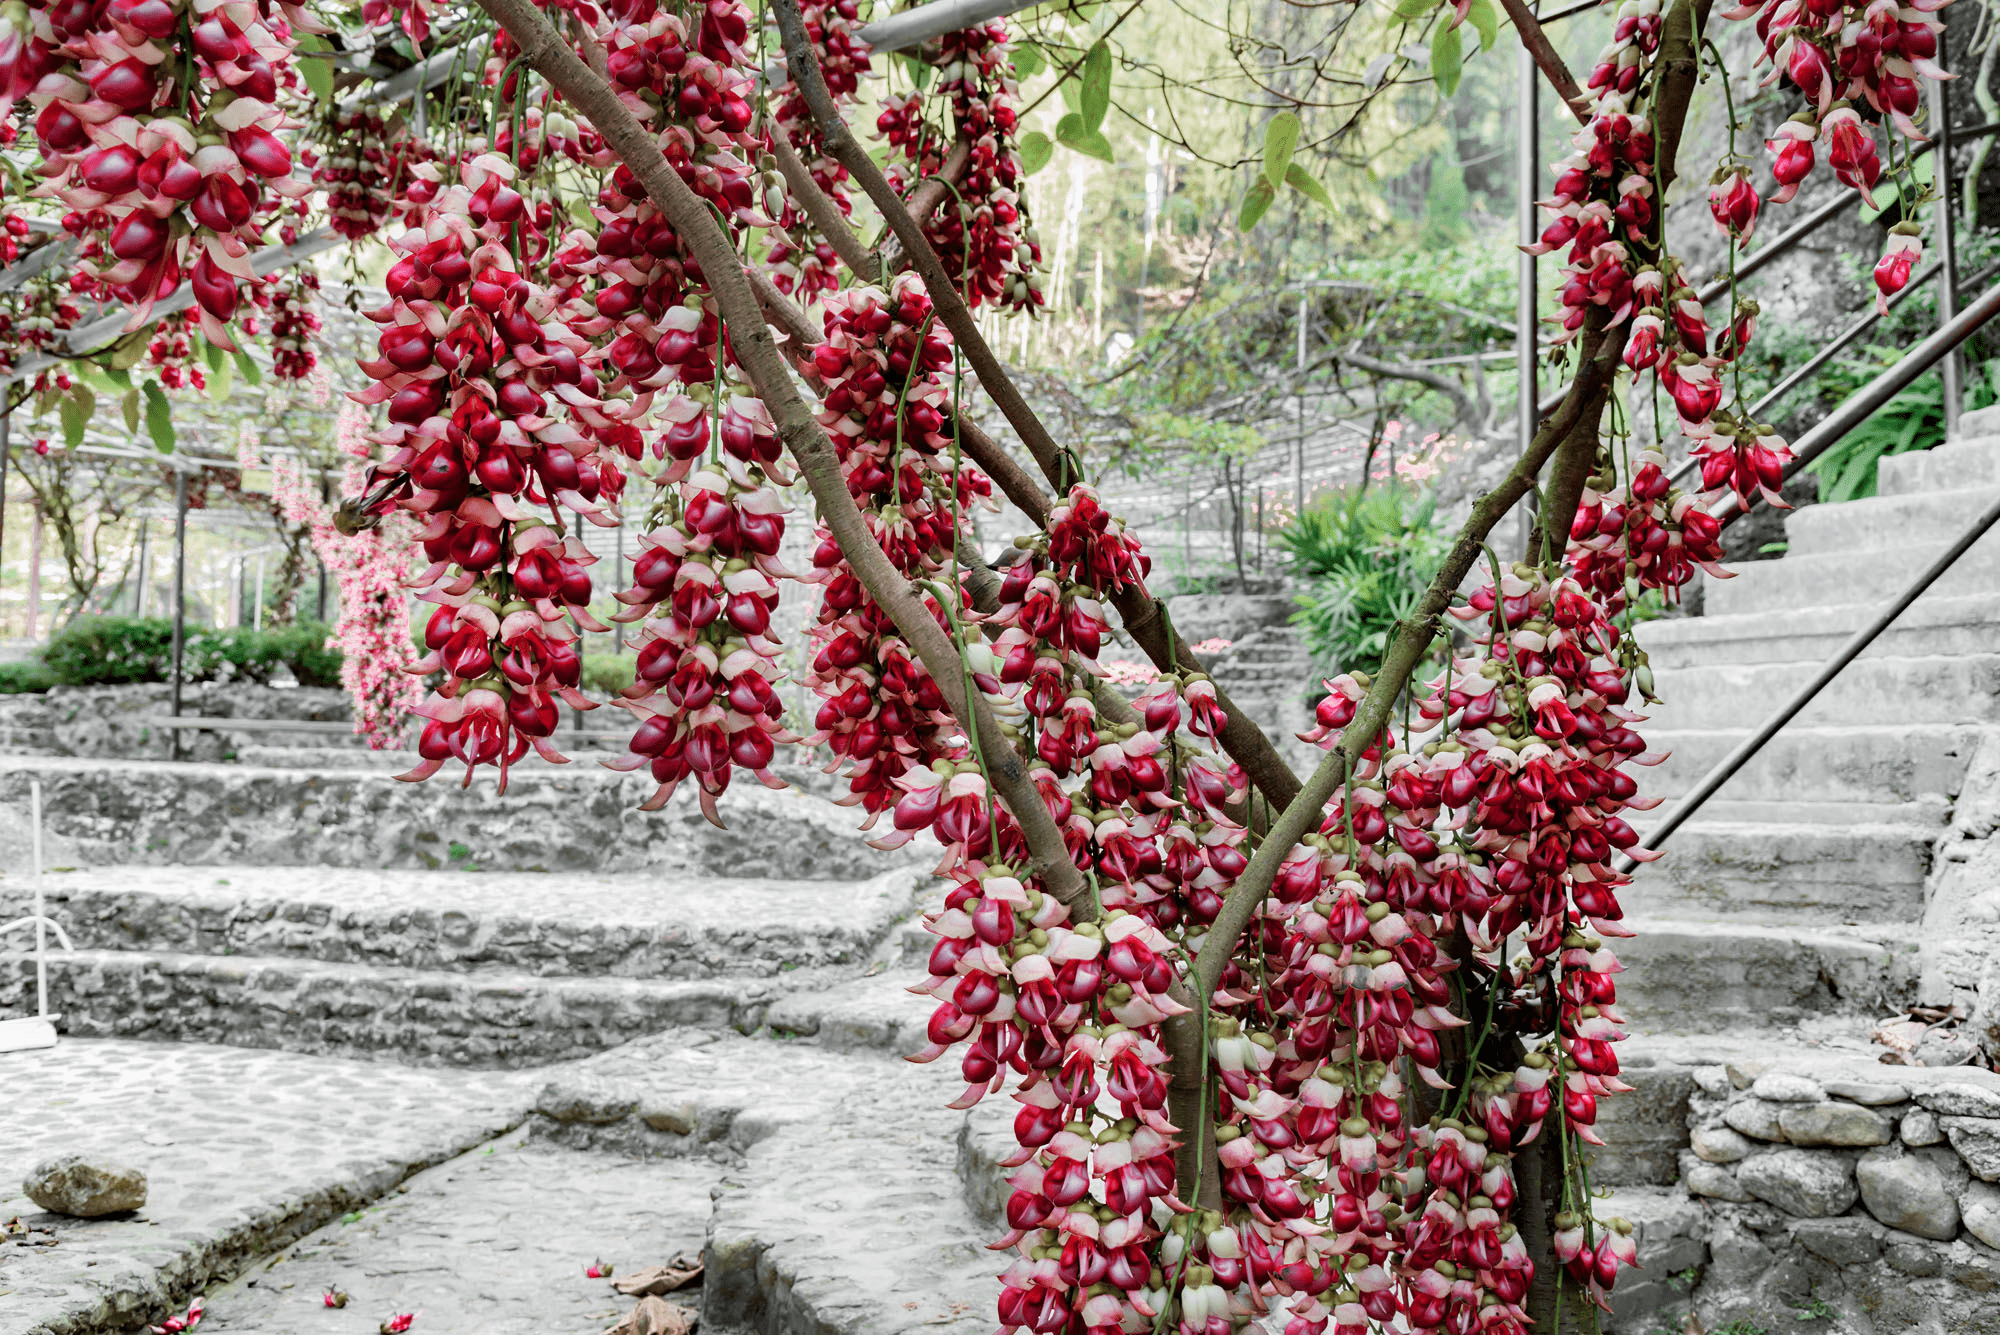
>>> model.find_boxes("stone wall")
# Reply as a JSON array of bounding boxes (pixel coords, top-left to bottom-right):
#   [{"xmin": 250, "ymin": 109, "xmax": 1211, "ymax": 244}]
[
  {"xmin": 1673, "ymin": 1058, "xmax": 2000, "ymax": 1334},
  {"xmin": 0, "ymin": 683, "xmax": 356, "ymax": 760}
]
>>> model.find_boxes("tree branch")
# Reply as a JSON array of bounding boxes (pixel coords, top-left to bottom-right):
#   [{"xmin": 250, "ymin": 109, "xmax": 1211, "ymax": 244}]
[
  {"xmin": 768, "ymin": 132, "xmax": 882, "ymax": 281},
  {"xmin": 1494, "ymin": 0, "xmax": 1590, "ymax": 122},
  {"xmin": 1191, "ymin": 321, "xmax": 1624, "ymax": 1004},
  {"xmin": 469, "ymin": 0, "xmax": 1092, "ymax": 910},
  {"xmin": 772, "ymin": 0, "xmax": 1310, "ymax": 815},
  {"xmin": 875, "ymin": 136, "xmax": 973, "ymax": 276},
  {"xmin": 1331, "ymin": 346, "xmax": 1478, "ymax": 431}
]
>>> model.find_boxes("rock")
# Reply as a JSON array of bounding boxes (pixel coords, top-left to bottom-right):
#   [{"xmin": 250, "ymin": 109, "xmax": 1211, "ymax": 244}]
[
  {"xmin": 1943, "ymin": 1117, "xmax": 2000, "ymax": 1181},
  {"xmin": 1916, "ymin": 1083, "xmax": 2000, "ymax": 1119},
  {"xmin": 534, "ymin": 1078, "xmax": 638, "ymax": 1126},
  {"xmin": 1723, "ymin": 1098, "xmax": 1788, "ymax": 1142},
  {"xmin": 1903, "ymin": 1110, "xmax": 1945, "ymax": 1147},
  {"xmin": 1857, "ymin": 1150, "xmax": 1961, "ymax": 1240},
  {"xmin": 638, "ymin": 1100, "xmax": 697, "ymax": 1136},
  {"xmin": 1824, "ymin": 1079, "xmax": 1910, "ymax": 1106},
  {"xmin": 22, "ymin": 1154, "xmax": 147, "ymax": 1217},
  {"xmin": 1685, "ymin": 1162, "xmax": 1753, "ymax": 1202},
  {"xmin": 1915, "ymin": 1031, "xmax": 1981, "ymax": 1067},
  {"xmin": 1692, "ymin": 1124, "xmax": 1753, "ymax": 1164},
  {"xmin": 1692, "ymin": 1066, "xmax": 1731, "ymax": 1096},
  {"xmin": 1725, "ymin": 1062, "xmax": 1765, "ymax": 1091},
  {"xmin": 1737, "ymin": 1149, "xmax": 1859, "ymax": 1217},
  {"xmin": 1961, "ymin": 1181, "xmax": 2000, "ymax": 1249},
  {"xmin": 1791, "ymin": 1216, "xmax": 1884, "ymax": 1265},
  {"xmin": 1705, "ymin": 1218, "xmax": 1774, "ymax": 1288},
  {"xmin": 1752, "ymin": 1073, "xmax": 1824, "ymax": 1103},
  {"xmin": 1885, "ymin": 1241, "xmax": 1944, "ymax": 1276},
  {"xmin": 1779, "ymin": 1102, "xmax": 1895, "ymax": 1148}
]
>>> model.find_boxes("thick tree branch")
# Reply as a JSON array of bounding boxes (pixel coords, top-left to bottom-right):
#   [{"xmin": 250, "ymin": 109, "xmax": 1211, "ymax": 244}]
[
  {"xmin": 1191, "ymin": 323, "xmax": 1624, "ymax": 1004},
  {"xmin": 470, "ymin": 0, "xmax": 1091, "ymax": 910},
  {"xmin": 768, "ymin": 132, "xmax": 882, "ymax": 281},
  {"xmin": 875, "ymin": 137, "xmax": 973, "ymax": 275},
  {"xmin": 1495, "ymin": 0, "xmax": 1590, "ymax": 122}
]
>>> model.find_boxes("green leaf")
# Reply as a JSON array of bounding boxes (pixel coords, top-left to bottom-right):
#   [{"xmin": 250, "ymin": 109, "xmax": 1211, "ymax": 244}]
[
  {"xmin": 1238, "ymin": 177, "xmax": 1277, "ymax": 231},
  {"xmin": 142, "ymin": 381, "xmax": 175, "ymax": 454},
  {"xmin": 1058, "ymin": 76, "xmax": 1081, "ymax": 113},
  {"xmin": 1056, "ymin": 114, "xmax": 1113, "ymax": 162},
  {"xmin": 59, "ymin": 393, "xmax": 86, "ymax": 449},
  {"xmin": 202, "ymin": 340, "xmax": 226, "ymax": 374},
  {"xmin": 1430, "ymin": 22, "xmax": 1463, "ymax": 96},
  {"xmin": 1262, "ymin": 110, "xmax": 1301, "ymax": 190},
  {"xmin": 1020, "ymin": 130, "xmax": 1054, "ymax": 175},
  {"xmin": 205, "ymin": 350, "xmax": 234, "ymax": 402},
  {"xmin": 1391, "ymin": 0, "xmax": 1432, "ymax": 19},
  {"xmin": 1012, "ymin": 43, "xmax": 1045, "ymax": 79},
  {"xmin": 300, "ymin": 53, "xmax": 334, "ymax": 105},
  {"xmin": 1285, "ymin": 161, "xmax": 1334, "ymax": 210},
  {"xmin": 99, "ymin": 366, "xmax": 131, "ymax": 390},
  {"xmin": 106, "ymin": 331, "xmax": 147, "ymax": 371},
  {"xmin": 1080, "ymin": 40, "xmax": 1111, "ymax": 134},
  {"xmin": 233, "ymin": 350, "xmax": 263, "ymax": 386},
  {"xmin": 1465, "ymin": 0, "xmax": 1498, "ymax": 49},
  {"xmin": 121, "ymin": 388, "xmax": 140, "ymax": 434}
]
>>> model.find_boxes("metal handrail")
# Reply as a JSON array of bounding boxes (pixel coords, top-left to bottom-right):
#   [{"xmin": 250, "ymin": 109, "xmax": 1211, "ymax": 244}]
[
  {"xmin": 1706, "ymin": 277, "xmax": 2000, "ymax": 526},
  {"xmin": 1621, "ymin": 484, "xmax": 2000, "ymax": 867}
]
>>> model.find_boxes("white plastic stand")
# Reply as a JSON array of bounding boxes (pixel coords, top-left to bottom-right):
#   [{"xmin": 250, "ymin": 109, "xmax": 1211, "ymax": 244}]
[{"xmin": 1, "ymin": 780, "xmax": 71, "ymax": 1053}]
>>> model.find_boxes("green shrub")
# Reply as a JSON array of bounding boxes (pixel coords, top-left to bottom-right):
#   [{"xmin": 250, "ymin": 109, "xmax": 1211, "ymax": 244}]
[
  {"xmin": 42, "ymin": 616, "xmax": 344, "ymax": 688},
  {"xmin": 1278, "ymin": 487, "xmax": 1450, "ymax": 678},
  {"xmin": 0, "ymin": 660, "xmax": 56, "ymax": 693},
  {"xmin": 43, "ymin": 616, "xmax": 182, "ymax": 686},
  {"xmin": 582, "ymin": 653, "xmax": 636, "ymax": 696}
]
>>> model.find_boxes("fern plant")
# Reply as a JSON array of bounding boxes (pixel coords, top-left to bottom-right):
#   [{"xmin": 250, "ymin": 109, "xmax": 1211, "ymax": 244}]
[{"xmin": 1278, "ymin": 487, "xmax": 1450, "ymax": 678}]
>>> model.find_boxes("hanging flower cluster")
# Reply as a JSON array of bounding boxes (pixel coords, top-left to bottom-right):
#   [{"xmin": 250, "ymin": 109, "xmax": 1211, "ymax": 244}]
[
  {"xmin": 765, "ymin": 0, "xmax": 872, "ymax": 298},
  {"xmin": 260, "ymin": 406, "xmax": 424, "ymax": 748},
  {"xmin": 20, "ymin": 0, "xmax": 318, "ymax": 340},
  {"xmin": 875, "ymin": 22, "xmax": 1044, "ymax": 311},
  {"xmin": 800, "ymin": 274, "xmax": 985, "ymax": 823},
  {"xmin": 315, "ymin": 107, "xmax": 432, "ymax": 241},
  {"xmin": 256, "ymin": 268, "xmax": 323, "ymax": 382}
]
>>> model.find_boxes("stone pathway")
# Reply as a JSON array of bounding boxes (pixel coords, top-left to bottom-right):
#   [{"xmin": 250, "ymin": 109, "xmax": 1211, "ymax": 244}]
[
  {"xmin": 184, "ymin": 1138, "xmax": 713, "ymax": 1335},
  {"xmin": 1, "ymin": 1040, "xmax": 532, "ymax": 1335}
]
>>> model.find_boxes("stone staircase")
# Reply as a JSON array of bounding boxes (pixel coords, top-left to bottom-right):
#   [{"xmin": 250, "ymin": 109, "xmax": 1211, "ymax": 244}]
[
  {"xmin": 0, "ymin": 756, "xmax": 925, "ymax": 1067},
  {"xmin": 1623, "ymin": 406, "xmax": 2000, "ymax": 1039}
]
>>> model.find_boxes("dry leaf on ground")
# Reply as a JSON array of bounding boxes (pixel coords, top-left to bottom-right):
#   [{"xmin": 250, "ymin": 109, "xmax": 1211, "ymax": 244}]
[
  {"xmin": 601, "ymin": 1295, "xmax": 696, "ymax": 1335},
  {"xmin": 612, "ymin": 1253, "xmax": 703, "ymax": 1296}
]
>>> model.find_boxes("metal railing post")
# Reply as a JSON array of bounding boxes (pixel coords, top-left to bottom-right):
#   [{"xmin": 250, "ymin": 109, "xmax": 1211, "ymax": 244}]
[
  {"xmin": 1932, "ymin": 67, "xmax": 1963, "ymax": 435},
  {"xmin": 170, "ymin": 465, "xmax": 188, "ymax": 762}
]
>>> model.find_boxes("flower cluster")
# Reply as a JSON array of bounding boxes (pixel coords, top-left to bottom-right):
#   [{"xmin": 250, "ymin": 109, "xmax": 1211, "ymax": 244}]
[
  {"xmin": 765, "ymin": 0, "xmax": 872, "ymax": 298},
  {"xmin": 315, "ymin": 108, "xmax": 431, "ymax": 241},
  {"xmin": 875, "ymin": 22, "xmax": 1044, "ymax": 311},
  {"xmin": 21, "ymin": 0, "xmax": 317, "ymax": 340}
]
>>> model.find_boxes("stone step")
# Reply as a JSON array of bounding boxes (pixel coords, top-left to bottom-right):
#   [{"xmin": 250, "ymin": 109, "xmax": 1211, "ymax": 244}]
[
  {"xmin": 1784, "ymin": 484, "xmax": 2000, "ymax": 558},
  {"xmin": 1634, "ymin": 594, "xmax": 2000, "ymax": 668},
  {"xmin": 1704, "ymin": 539, "xmax": 2000, "ymax": 617},
  {"xmin": 1627, "ymin": 820, "xmax": 1933, "ymax": 925},
  {"xmin": 0, "ymin": 865, "xmax": 924, "ymax": 981},
  {"xmin": 0, "ymin": 755, "xmax": 904, "ymax": 879},
  {"xmin": 1879, "ymin": 433, "xmax": 2000, "ymax": 495},
  {"xmin": 0, "ymin": 948, "xmax": 776, "ymax": 1067},
  {"xmin": 1615, "ymin": 917, "xmax": 1915, "ymax": 1034},
  {"xmin": 1642, "ymin": 654, "xmax": 2000, "ymax": 731},
  {"xmin": 1641, "ymin": 725, "xmax": 1981, "ymax": 807}
]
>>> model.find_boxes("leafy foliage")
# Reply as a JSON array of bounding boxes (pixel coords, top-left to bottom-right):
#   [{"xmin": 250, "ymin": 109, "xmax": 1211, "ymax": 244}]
[
  {"xmin": 1798, "ymin": 358, "xmax": 2000, "ymax": 503},
  {"xmin": 1278, "ymin": 487, "xmax": 1449, "ymax": 676},
  {"xmin": 0, "ymin": 661, "xmax": 58, "ymax": 694},
  {"xmin": 41, "ymin": 617, "xmax": 344, "ymax": 688}
]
